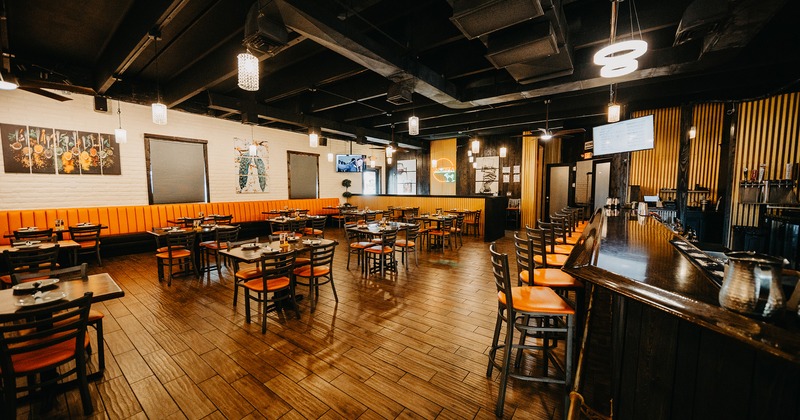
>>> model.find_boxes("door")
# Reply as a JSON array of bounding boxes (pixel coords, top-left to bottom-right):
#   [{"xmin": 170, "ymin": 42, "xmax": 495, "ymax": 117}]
[
  {"xmin": 546, "ymin": 164, "xmax": 571, "ymax": 218},
  {"xmin": 593, "ymin": 160, "xmax": 611, "ymax": 212},
  {"xmin": 362, "ymin": 168, "xmax": 380, "ymax": 195}
]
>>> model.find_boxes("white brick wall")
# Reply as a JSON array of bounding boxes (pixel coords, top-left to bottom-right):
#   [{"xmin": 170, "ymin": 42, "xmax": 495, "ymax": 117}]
[{"xmin": 0, "ymin": 90, "xmax": 381, "ymax": 210}]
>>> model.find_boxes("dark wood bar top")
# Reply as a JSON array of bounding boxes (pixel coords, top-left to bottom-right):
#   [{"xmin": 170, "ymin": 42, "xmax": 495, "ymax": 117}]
[{"xmin": 563, "ymin": 209, "xmax": 800, "ymax": 365}]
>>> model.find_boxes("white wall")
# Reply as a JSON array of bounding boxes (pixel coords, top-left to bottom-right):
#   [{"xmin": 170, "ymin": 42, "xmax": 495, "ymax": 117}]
[{"xmin": 0, "ymin": 89, "xmax": 383, "ymax": 210}]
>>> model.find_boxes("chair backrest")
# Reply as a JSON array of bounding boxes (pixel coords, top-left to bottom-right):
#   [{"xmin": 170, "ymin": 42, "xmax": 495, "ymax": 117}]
[
  {"xmin": 166, "ymin": 231, "xmax": 195, "ymax": 254},
  {"xmin": 438, "ymin": 218, "xmax": 454, "ymax": 230},
  {"xmin": 213, "ymin": 215, "xmax": 233, "ymax": 225},
  {"xmin": 488, "ymin": 243, "xmax": 513, "ymax": 307},
  {"xmin": 309, "ymin": 243, "xmax": 336, "ymax": 267},
  {"xmin": 536, "ymin": 220, "xmax": 558, "ymax": 253},
  {"xmin": 405, "ymin": 207, "xmax": 419, "ymax": 221},
  {"xmin": 550, "ymin": 215, "xmax": 570, "ymax": 243},
  {"xmin": 259, "ymin": 250, "xmax": 295, "ymax": 281},
  {"xmin": 15, "ymin": 228, "xmax": 55, "ymax": 241},
  {"xmin": 290, "ymin": 219, "xmax": 306, "ymax": 233},
  {"xmin": 454, "ymin": 214, "xmax": 465, "ymax": 229},
  {"xmin": 178, "ymin": 217, "xmax": 203, "ymax": 228},
  {"xmin": 69, "ymin": 225, "xmax": 102, "ymax": 244},
  {"xmin": 310, "ymin": 216, "xmax": 327, "ymax": 231},
  {"xmin": 469, "ymin": 209, "xmax": 482, "ymax": 223},
  {"xmin": 364, "ymin": 212, "xmax": 378, "ymax": 222},
  {"xmin": 0, "ymin": 292, "xmax": 93, "ymax": 379},
  {"xmin": 525, "ymin": 227, "xmax": 548, "ymax": 266},
  {"xmin": 435, "ymin": 207, "xmax": 443, "ymax": 214},
  {"xmin": 513, "ymin": 231, "xmax": 532, "ymax": 278},
  {"xmin": 508, "ymin": 198, "xmax": 521, "ymax": 208},
  {"xmin": 405, "ymin": 224, "xmax": 420, "ymax": 242},
  {"xmin": 216, "ymin": 226, "xmax": 241, "ymax": 245},
  {"xmin": 13, "ymin": 262, "xmax": 88, "ymax": 284},
  {"xmin": 4, "ymin": 245, "xmax": 60, "ymax": 283},
  {"xmin": 379, "ymin": 229, "xmax": 398, "ymax": 248}
]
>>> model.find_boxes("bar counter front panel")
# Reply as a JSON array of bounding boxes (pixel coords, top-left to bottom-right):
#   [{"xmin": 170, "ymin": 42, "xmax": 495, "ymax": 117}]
[{"xmin": 564, "ymin": 211, "xmax": 800, "ymax": 420}]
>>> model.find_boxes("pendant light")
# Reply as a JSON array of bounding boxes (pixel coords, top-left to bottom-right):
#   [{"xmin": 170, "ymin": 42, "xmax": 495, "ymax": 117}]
[
  {"xmin": 327, "ymin": 139, "xmax": 334, "ymax": 162},
  {"xmin": 499, "ymin": 146, "xmax": 507, "ymax": 158},
  {"xmin": 114, "ymin": 100, "xmax": 127, "ymax": 144},
  {"xmin": 387, "ymin": 156, "xmax": 392, "ymax": 165},
  {"xmin": 369, "ymin": 156, "xmax": 376, "ymax": 168},
  {"xmin": 248, "ymin": 125, "xmax": 257, "ymax": 156},
  {"xmin": 607, "ymin": 84, "xmax": 620, "ymax": 122},
  {"xmin": 594, "ymin": 0, "xmax": 647, "ymax": 79},
  {"xmin": 151, "ymin": 30, "xmax": 167, "ymax": 125},
  {"xmin": 471, "ymin": 139, "xmax": 480, "ymax": 154},
  {"xmin": 309, "ymin": 127, "xmax": 319, "ymax": 148},
  {"xmin": 688, "ymin": 126, "xmax": 697, "ymax": 139},
  {"xmin": 408, "ymin": 115, "xmax": 419, "ymax": 136},
  {"xmin": 237, "ymin": 50, "xmax": 259, "ymax": 91}
]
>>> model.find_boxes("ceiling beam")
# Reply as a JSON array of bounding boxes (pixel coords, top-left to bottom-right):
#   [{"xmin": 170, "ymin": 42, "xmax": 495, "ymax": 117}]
[
  {"xmin": 94, "ymin": 0, "xmax": 191, "ymax": 94},
  {"xmin": 207, "ymin": 92, "xmax": 427, "ymax": 150},
  {"xmin": 259, "ymin": 51, "xmax": 367, "ymax": 103}
]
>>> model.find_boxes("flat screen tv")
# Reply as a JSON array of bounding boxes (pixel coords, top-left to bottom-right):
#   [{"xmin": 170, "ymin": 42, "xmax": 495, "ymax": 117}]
[
  {"xmin": 592, "ymin": 114, "xmax": 655, "ymax": 156},
  {"xmin": 336, "ymin": 154, "xmax": 366, "ymax": 172}
]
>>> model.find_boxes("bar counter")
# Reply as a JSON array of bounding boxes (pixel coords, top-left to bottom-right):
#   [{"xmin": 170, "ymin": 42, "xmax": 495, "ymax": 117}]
[{"xmin": 563, "ymin": 210, "xmax": 800, "ymax": 419}]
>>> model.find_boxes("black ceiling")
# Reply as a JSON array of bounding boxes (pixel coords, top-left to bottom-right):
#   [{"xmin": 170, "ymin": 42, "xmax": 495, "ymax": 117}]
[{"xmin": 2, "ymin": 0, "xmax": 799, "ymax": 150}]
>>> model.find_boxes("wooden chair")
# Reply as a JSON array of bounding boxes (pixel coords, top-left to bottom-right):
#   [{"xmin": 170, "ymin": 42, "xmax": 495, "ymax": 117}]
[
  {"xmin": 156, "ymin": 231, "xmax": 198, "ymax": 286},
  {"xmin": 450, "ymin": 214, "xmax": 465, "ymax": 247},
  {"xmin": 199, "ymin": 226, "xmax": 240, "ymax": 280},
  {"xmin": 514, "ymin": 232, "xmax": 584, "ymax": 309},
  {"xmin": 176, "ymin": 217, "xmax": 204, "ymax": 228},
  {"xmin": 0, "ymin": 292, "xmax": 95, "ymax": 418},
  {"xmin": 364, "ymin": 229, "xmax": 398, "ymax": 277},
  {"xmin": 464, "ymin": 209, "xmax": 481, "ymax": 237},
  {"xmin": 428, "ymin": 218, "xmax": 453, "ymax": 252},
  {"xmin": 1, "ymin": 245, "xmax": 60, "ymax": 288},
  {"xmin": 486, "ymin": 243, "xmax": 575, "ymax": 418},
  {"xmin": 13, "ymin": 263, "xmax": 108, "ymax": 376},
  {"xmin": 69, "ymin": 224, "xmax": 103, "ymax": 266},
  {"xmin": 395, "ymin": 224, "xmax": 420, "ymax": 268},
  {"xmin": 229, "ymin": 239, "xmax": 262, "ymax": 307},
  {"xmin": 533, "ymin": 221, "xmax": 574, "ymax": 255},
  {"xmin": 293, "ymin": 243, "xmax": 337, "ymax": 312},
  {"xmin": 527, "ymin": 227, "xmax": 569, "ymax": 268},
  {"xmin": 551, "ymin": 215, "xmax": 580, "ymax": 245},
  {"xmin": 364, "ymin": 211, "xmax": 379, "ymax": 223},
  {"xmin": 346, "ymin": 226, "xmax": 373, "ymax": 274},
  {"xmin": 303, "ymin": 216, "xmax": 327, "ymax": 238},
  {"xmin": 212, "ymin": 214, "xmax": 233, "ymax": 225},
  {"xmin": 242, "ymin": 250, "xmax": 298, "ymax": 333},
  {"xmin": 13, "ymin": 228, "xmax": 55, "ymax": 242}
]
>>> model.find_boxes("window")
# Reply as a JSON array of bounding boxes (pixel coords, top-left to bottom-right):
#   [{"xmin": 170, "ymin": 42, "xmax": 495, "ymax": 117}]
[
  {"xmin": 145, "ymin": 135, "xmax": 209, "ymax": 204},
  {"xmin": 287, "ymin": 151, "xmax": 319, "ymax": 198}
]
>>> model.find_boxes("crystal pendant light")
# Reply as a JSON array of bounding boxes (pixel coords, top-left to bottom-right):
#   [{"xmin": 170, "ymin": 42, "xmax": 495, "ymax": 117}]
[
  {"xmin": 237, "ymin": 51, "xmax": 259, "ymax": 91},
  {"xmin": 408, "ymin": 115, "xmax": 419, "ymax": 136}
]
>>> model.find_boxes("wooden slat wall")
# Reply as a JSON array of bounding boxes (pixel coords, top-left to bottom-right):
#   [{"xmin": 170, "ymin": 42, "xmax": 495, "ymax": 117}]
[
  {"xmin": 520, "ymin": 136, "xmax": 541, "ymax": 229},
  {"xmin": 349, "ymin": 196, "xmax": 486, "ymax": 232},
  {"xmin": 689, "ymin": 103, "xmax": 725, "ymax": 201},
  {"xmin": 730, "ymin": 92, "xmax": 800, "ymax": 230},
  {"xmin": 629, "ymin": 107, "xmax": 681, "ymax": 197}
]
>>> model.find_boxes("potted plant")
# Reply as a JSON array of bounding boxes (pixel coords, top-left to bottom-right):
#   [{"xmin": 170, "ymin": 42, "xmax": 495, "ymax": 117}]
[{"xmin": 341, "ymin": 179, "xmax": 352, "ymax": 203}]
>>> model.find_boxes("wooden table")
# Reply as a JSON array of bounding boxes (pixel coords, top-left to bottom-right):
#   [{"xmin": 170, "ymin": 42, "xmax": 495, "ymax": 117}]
[
  {"xmin": 263, "ymin": 209, "xmax": 309, "ymax": 217},
  {"xmin": 3, "ymin": 225, "xmax": 107, "ymax": 241},
  {"xmin": 220, "ymin": 238, "xmax": 337, "ymax": 264},
  {"xmin": 148, "ymin": 226, "xmax": 232, "ymax": 271},
  {"xmin": 0, "ymin": 272, "xmax": 124, "ymax": 315}
]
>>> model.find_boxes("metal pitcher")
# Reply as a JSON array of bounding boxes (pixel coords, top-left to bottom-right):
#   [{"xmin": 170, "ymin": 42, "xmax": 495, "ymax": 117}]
[{"xmin": 719, "ymin": 251, "xmax": 785, "ymax": 318}]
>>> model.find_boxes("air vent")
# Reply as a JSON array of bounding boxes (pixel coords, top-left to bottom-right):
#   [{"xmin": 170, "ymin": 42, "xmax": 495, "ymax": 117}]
[
  {"xmin": 450, "ymin": 0, "xmax": 544, "ymax": 39},
  {"xmin": 486, "ymin": 21, "xmax": 558, "ymax": 68},
  {"xmin": 243, "ymin": 3, "xmax": 288, "ymax": 53},
  {"xmin": 386, "ymin": 80, "xmax": 414, "ymax": 105}
]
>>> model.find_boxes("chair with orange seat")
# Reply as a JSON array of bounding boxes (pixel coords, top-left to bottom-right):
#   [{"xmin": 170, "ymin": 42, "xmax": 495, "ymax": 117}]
[
  {"xmin": 513, "ymin": 232, "xmax": 584, "ymax": 311},
  {"xmin": 395, "ymin": 224, "xmax": 420, "ymax": 268},
  {"xmin": 303, "ymin": 216, "xmax": 327, "ymax": 238},
  {"xmin": 486, "ymin": 243, "xmax": 576, "ymax": 418},
  {"xmin": 13, "ymin": 228, "xmax": 56, "ymax": 242},
  {"xmin": 464, "ymin": 209, "xmax": 482, "ymax": 237},
  {"xmin": 229, "ymin": 239, "xmax": 263, "ymax": 306},
  {"xmin": 242, "ymin": 250, "xmax": 298, "ymax": 333},
  {"xmin": 345, "ymin": 226, "xmax": 373, "ymax": 274},
  {"xmin": 1, "ymin": 245, "xmax": 60, "ymax": 288},
  {"xmin": 551, "ymin": 215, "xmax": 580, "ymax": 245},
  {"xmin": 69, "ymin": 224, "xmax": 103, "ymax": 266},
  {"xmin": 293, "ymin": 243, "xmax": 337, "ymax": 312},
  {"xmin": 364, "ymin": 229, "xmax": 397, "ymax": 277},
  {"xmin": 199, "ymin": 226, "xmax": 240, "ymax": 280},
  {"xmin": 14, "ymin": 263, "xmax": 108, "ymax": 376},
  {"xmin": 527, "ymin": 227, "xmax": 569, "ymax": 269},
  {"xmin": 0, "ymin": 292, "xmax": 95, "ymax": 418},
  {"xmin": 532, "ymin": 221, "xmax": 574, "ymax": 255},
  {"xmin": 156, "ymin": 231, "xmax": 198, "ymax": 286},
  {"xmin": 428, "ymin": 217, "xmax": 454, "ymax": 252}
]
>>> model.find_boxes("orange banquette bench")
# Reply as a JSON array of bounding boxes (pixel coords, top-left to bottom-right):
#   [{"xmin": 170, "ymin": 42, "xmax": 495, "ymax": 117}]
[{"xmin": 0, "ymin": 198, "xmax": 341, "ymax": 247}]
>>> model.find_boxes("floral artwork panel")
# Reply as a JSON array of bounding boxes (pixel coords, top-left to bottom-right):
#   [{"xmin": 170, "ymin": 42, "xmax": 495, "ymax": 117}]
[
  {"xmin": 1, "ymin": 123, "xmax": 31, "ymax": 173},
  {"xmin": 55, "ymin": 129, "xmax": 80, "ymax": 174},
  {"xmin": 100, "ymin": 132, "xmax": 121, "ymax": 175},
  {"xmin": 77, "ymin": 131, "xmax": 102, "ymax": 174},
  {"xmin": 27, "ymin": 126, "xmax": 56, "ymax": 174},
  {"xmin": 234, "ymin": 137, "xmax": 269, "ymax": 193}
]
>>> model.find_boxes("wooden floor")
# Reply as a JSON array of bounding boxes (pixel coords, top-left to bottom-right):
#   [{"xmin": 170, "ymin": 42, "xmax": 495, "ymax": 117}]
[{"xmin": 17, "ymin": 228, "xmax": 571, "ymax": 419}]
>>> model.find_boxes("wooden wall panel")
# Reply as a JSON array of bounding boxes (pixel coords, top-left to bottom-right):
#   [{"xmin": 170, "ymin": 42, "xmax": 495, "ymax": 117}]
[
  {"xmin": 689, "ymin": 103, "xmax": 725, "ymax": 201},
  {"xmin": 629, "ymin": 107, "xmax": 681, "ymax": 197},
  {"xmin": 730, "ymin": 92, "xmax": 800, "ymax": 231}
]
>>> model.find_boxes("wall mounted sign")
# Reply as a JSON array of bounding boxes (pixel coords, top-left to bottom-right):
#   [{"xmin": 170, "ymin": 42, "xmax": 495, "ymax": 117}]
[
  {"xmin": 432, "ymin": 158, "xmax": 456, "ymax": 183},
  {"xmin": 1, "ymin": 123, "xmax": 121, "ymax": 175}
]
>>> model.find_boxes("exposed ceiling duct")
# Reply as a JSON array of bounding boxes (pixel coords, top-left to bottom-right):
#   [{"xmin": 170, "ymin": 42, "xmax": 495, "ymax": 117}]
[
  {"xmin": 449, "ymin": 0, "xmax": 544, "ymax": 39},
  {"xmin": 243, "ymin": 1, "xmax": 289, "ymax": 53}
]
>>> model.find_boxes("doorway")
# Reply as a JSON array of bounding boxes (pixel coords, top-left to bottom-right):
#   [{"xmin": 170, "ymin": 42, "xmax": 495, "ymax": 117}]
[
  {"xmin": 363, "ymin": 168, "xmax": 381, "ymax": 195},
  {"xmin": 592, "ymin": 160, "xmax": 611, "ymax": 212},
  {"xmin": 546, "ymin": 164, "xmax": 572, "ymax": 219}
]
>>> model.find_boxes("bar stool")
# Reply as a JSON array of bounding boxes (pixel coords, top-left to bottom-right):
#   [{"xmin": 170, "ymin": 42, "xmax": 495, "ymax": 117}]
[
  {"xmin": 551, "ymin": 215, "xmax": 580, "ymax": 245},
  {"xmin": 532, "ymin": 222, "xmax": 574, "ymax": 255},
  {"xmin": 486, "ymin": 243, "xmax": 576, "ymax": 418},
  {"xmin": 527, "ymin": 227, "xmax": 569, "ymax": 268}
]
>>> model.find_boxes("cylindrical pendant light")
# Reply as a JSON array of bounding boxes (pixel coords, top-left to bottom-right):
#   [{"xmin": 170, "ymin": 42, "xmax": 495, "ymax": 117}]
[
  {"xmin": 237, "ymin": 51, "xmax": 259, "ymax": 91},
  {"xmin": 309, "ymin": 127, "xmax": 319, "ymax": 148},
  {"xmin": 387, "ymin": 156, "xmax": 392, "ymax": 165},
  {"xmin": 408, "ymin": 115, "xmax": 419, "ymax": 136},
  {"xmin": 152, "ymin": 103, "xmax": 167, "ymax": 125},
  {"xmin": 607, "ymin": 103, "xmax": 621, "ymax": 123},
  {"xmin": 249, "ymin": 144, "xmax": 258, "ymax": 156},
  {"xmin": 499, "ymin": 146, "xmax": 507, "ymax": 158},
  {"xmin": 468, "ymin": 155, "xmax": 474, "ymax": 163},
  {"xmin": 471, "ymin": 139, "xmax": 480, "ymax": 154},
  {"xmin": 327, "ymin": 152, "xmax": 334, "ymax": 162},
  {"xmin": 115, "ymin": 100, "xmax": 127, "ymax": 143}
]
